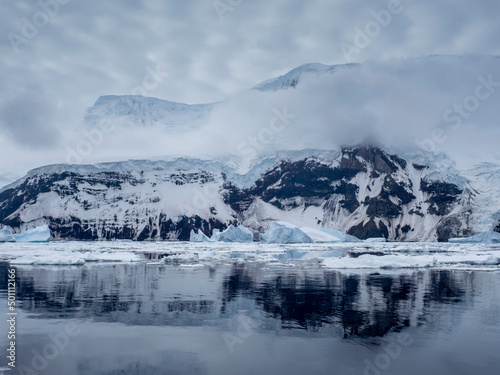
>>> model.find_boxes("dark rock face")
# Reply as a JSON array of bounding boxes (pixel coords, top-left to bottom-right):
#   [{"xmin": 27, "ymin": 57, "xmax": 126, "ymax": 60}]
[
  {"xmin": 157, "ymin": 215, "xmax": 230, "ymax": 241},
  {"xmin": 250, "ymin": 158, "xmax": 364, "ymax": 202},
  {"xmin": 421, "ymin": 179, "xmax": 462, "ymax": 216},
  {"xmin": 348, "ymin": 219, "xmax": 389, "ymax": 239},
  {"xmin": 494, "ymin": 222, "xmax": 500, "ymax": 233},
  {"xmin": 0, "ymin": 172, "xmax": 77, "ymax": 225},
  {"xmin": 0, "ymin": 145, "xmax": 468, "ymax": 242},
  {"xmin": 342, "ymin": 146, "xmax": 401, "ymax": 174},
  {"xmin": 435, "ymin": 215, "xmax": 473, "ymax": 243},
  {"xmin": 366, "ymin": 176, "xmax": 416, "ymax": 219},
  {"xmin": 222, "ymin": 181, "xmax": 253, "ymax": 214}
]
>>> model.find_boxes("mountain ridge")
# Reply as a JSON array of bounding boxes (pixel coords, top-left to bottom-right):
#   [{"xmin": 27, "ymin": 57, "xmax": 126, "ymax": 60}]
[{"xmin": 2, "ymin": 145, "xmax": 496, "ymax": 242}]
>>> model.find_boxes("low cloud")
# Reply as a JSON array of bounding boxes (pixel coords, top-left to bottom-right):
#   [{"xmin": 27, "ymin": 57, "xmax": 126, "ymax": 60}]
[{"xmin": 0, "ymin": 89, "xmax": 61, "ymax": 149}]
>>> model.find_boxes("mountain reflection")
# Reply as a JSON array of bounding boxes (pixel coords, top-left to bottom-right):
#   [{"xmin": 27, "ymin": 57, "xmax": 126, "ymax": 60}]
[
  {"xmin": 221, "ymin": 265, "xmax": 465, "ymax": 338},
  {"xmin": 0, "ymin": 262, "xmax": 471, "ymax": 338}
]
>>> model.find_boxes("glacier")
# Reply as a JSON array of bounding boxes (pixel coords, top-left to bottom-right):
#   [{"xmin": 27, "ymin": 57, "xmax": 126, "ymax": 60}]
[
  {"xmin": 449, "ymin": 231, "xmax": 500, "ymax": 244},
  {"xmin": 260, "ymin": 222, "xmax": 314, "ymax": 244},
  {"xmin": 0, "ymin": 226, "xmax": 15, "ymax": 242},
  {"xmin": 14, "ymin": 225, "xmax": 51, "ymax": 243}
]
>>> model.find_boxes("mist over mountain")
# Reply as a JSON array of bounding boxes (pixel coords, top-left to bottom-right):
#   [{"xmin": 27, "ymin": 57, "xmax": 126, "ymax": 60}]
[
  {"xmin": 1, "ymin": 56, "xmax": 500, "ymax": 242},
  {"xmin": 3, "ymin": 55, "xmax": 500, "ymax": 187}
]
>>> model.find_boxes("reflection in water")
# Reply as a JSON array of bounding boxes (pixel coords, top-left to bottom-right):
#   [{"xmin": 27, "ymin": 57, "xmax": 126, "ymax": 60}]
[
  {"xmin": 0, "ymin": 262, "xmax": 498, "ymax": 375},
  {"xmin": 0, "ymin": 263, "xmax": 470, "ymax": 335},
  {"xmin": 220, "ymin": 265, "xmax": 466, "ymax": 338}
]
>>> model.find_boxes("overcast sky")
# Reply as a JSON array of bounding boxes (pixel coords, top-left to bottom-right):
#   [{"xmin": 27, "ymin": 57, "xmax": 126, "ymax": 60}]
[{"xmin": 1, "ymin": 0, "xmax": 500, "ymax": 185}]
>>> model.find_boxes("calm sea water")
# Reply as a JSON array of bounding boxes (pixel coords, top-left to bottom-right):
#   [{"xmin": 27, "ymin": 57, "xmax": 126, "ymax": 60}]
[{"xmin": 0, "ymin": 262, "xmax": 499, "ymax": 375}]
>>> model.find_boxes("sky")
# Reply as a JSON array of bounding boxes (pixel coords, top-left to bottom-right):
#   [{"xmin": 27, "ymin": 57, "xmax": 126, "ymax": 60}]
[{"xmin": 1, "ymin": 0, "xmax": 500, "ymax": 185}]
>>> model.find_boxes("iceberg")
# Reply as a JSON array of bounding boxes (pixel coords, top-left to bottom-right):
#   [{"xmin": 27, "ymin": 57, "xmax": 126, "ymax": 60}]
[
  {"xmin": 300, "ymin": 227, "xmax": 342, "ymax": 243},
  {"xmin": 449, "ymin": 231, "xmax": 500, "ymax": 244},
  {"xmin": 212, "ymin": 225, "xmax": 253, "ymax": 243},
  {"xmin": 14, "ymin": 225, "xmax": 51, "ymax": 243},
  {"xmin": 189, "ymin": 229, "xmax": 211, "ymax": 242},
  {"xmin": 0, "ymin": 226, "xmax": 15, "ymax": 242},
  {"xmin": 320, "ymin": 229, "xmax": 361, "ymax": 242},
  {"xmin": 190, "ymin": 225, "xmax": 254, "ymax": 243},
  {"xmin": 260, "ymin": 222, "xmax": 314, "ymax": 244},
  {"xmin": 211, "ymin": 229, "xmax": 221, "ymax": 241}
]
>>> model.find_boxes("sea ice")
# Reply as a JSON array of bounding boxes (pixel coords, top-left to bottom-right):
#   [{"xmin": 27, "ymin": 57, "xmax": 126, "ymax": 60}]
[
  {"xmin": 14, "ymin": 225, "xmax": 51, "ymax": 243},
  {"xmin": 0, "ymin": 226, "xmax": 15, "ymax": 242},
  {"xmin": 449, "ymin": 231, "xmax": 500, "ymax": 244},
  {"xmin": 260, "ymin": 221, "xmax": 314, "ymax": 244}
]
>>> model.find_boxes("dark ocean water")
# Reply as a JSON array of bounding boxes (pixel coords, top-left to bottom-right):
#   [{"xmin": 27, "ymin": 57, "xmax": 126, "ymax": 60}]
[{"xmin": 0, "ymin": 262, "xmax": 499, "ymax": 375}]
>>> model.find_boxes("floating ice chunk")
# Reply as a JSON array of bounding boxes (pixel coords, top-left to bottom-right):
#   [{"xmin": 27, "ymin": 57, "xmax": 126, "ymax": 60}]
[
  {"xmin": 14, "ymin": 225, "xmax": 51, "ymax": 243},
  {"xmin": 190, "ymin": 229, "xmax": 211, "ymax": 242},
  {"xmin": 364, "ymin": 237, "xmax": 387, "ymax": 243},
  {"xmin": 0, "ymin": 226, "xmax": 15, "ymax": 242},
  {"xmin": 214, "ymin": 225, "xmax": 253, "ymax": 243},
  {"xmin": 300, "ymin": 227, "xmax": 341, "ymax": 243},
  {"xmin": 260, "ymin": 221, "xmax": 314, "ymax": 244},
  {"xmin": 449, "ymin": 231, "xmax": 500, "ymax": 244},
  {"xmin": 320, "ymin": 229, "xmax": 361, "ymax": 242}
]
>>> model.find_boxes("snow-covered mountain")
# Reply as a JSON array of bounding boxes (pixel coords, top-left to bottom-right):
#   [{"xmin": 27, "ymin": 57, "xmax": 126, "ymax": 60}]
[
  {"xmin": 84, "ymin": 95, "xmax": 215, "ymax": 128},
  {"xmin": 82, "ymin": 62, "xmax": 359, "ymax": 130},
  {"xmin": 2, "ymin": 57, "xmax": 499, "ymax": 242},
  {"xmin": 1, "ymin": 145, "xmax": 497, "ymax": 242},
  {"xmin": 253, "ymin": 62, "xmax": 358, "ymax": 91}
]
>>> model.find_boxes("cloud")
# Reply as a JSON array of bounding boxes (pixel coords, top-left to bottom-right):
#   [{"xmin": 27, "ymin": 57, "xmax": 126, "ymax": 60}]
[
  {"xmin": 0, "ymin": 89, "xmax": 61, "ymax": 148},
  {"xmin": 48, "ymin": 55, "xmax": 500, "ymax": 173},
  {"xmin": 0, "ymin": 0, "xmax": 499, "ymax": 181}
]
